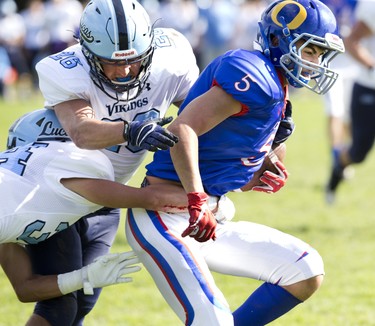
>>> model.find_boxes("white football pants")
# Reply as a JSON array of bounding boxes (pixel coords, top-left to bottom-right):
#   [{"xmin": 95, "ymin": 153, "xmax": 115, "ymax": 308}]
[{"xmin": 126, "ymin": 208, "xmax": 324, "ymax": 326}]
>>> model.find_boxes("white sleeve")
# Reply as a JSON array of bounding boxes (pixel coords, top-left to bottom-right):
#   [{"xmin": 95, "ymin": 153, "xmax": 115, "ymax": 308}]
[
  {"xmin": 35, "ymin": 46, "xmax": 91, "ymax": 107},
  {"xmin": 167, "ymin": 29, "xmax": 200, "ymax": 103},
  {"xmin": 44, "ymin": 148, "xmax": 115, "ymax": 200},
  {"xmin": 153, "ymin": 28, "xmax": 199, "ymax": 103}
]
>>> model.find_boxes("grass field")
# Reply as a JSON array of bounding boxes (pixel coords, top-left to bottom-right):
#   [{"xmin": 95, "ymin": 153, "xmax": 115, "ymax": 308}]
[{"xmin": 0, "ymin": 90, "xmax": 375, "ymax": 325}]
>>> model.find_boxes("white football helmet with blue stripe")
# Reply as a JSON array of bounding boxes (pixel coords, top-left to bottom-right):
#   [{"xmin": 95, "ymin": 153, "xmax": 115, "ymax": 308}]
[
  {"xmin": 79, "ymin": 0, "xmax": 154, "ymax": 100},
  {"xmin": 7, "ymin": 109, "xmax": 69, "ymax": 149}
]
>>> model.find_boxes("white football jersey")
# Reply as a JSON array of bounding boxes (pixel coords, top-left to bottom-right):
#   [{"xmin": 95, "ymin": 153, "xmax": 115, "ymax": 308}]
[
  {"xmin": 353, "ymin": 0, "xmax": 375, "ymax": 89},
  {"xmin": 0, "ymin": 142, "xmax": 114, "ymax": 245},
  {"xmin": 36, "ymin": 28, "xmax": 199, "ymax": 184}
]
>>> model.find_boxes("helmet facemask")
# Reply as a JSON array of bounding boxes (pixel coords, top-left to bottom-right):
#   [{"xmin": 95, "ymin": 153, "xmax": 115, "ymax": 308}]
[
  {"xmin": 82, "ymin": 42, "xmax": 154, "ymax": 101},
  {"xmin": 256, "ymin": 0, "xmax": 345, "ymax": 95},
  {"xmin": 279, "ymin": 32, "xmax": 344, "ymax": 94}
]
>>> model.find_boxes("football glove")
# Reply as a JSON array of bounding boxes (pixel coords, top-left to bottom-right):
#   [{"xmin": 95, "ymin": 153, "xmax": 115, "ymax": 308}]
[
  {"xmin": 274, "ymin": 100, "xmax": 295, "ymax": 144},
  {"xmin": 124, "ymin": 116, "xmax": 179, "ymax": 152},
  {"xmin": 57, "ymin": 251, "xmax": 141, "ymax": 295},
  {"xmin": 213, "ymin": 195, "xmax": 236, "ymax": 223},
  {"xmin": 182, "ymin": 192, "xmax": 217, "ymax": 242},
  {"xmin": 252, "ymin": 151, "xmax": 289, "ymax": 194}
]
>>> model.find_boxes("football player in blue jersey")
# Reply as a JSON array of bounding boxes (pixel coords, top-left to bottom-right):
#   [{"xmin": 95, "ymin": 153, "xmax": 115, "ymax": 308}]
[{"xmin": 125, "ymin": 0, "xmax": 345, "ymax": 325}]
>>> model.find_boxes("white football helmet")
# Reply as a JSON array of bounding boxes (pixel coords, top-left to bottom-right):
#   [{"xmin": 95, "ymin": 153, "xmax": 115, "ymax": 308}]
[
  {"xmin": 80, "ymin": 0, "xmax": 154, "ymax": 100},
  {"xmin": 7, "ymin": 109, "xmax": 69, "ymax": 149}
]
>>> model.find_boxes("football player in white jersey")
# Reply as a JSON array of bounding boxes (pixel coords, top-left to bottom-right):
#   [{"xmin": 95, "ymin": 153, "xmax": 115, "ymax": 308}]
[
  {"xmin": 30, "ymin": 0, "xmax": 199, "ymax": 324},
  {"xmin": 0, "ymin": 108, "xmax": 191, "ymax": 323}
]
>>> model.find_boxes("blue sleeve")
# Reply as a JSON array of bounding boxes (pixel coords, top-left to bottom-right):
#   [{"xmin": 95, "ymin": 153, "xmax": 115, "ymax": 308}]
[{"xmin": 213, "ymin": 51, "xmax": 280, "ymax": 110}]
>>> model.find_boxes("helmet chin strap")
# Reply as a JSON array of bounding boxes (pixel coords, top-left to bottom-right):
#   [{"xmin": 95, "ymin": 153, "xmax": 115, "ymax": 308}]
[
  {"xmin": 257, "ymin": 21, "xmax": 271, "ymax": 58},
  {"xmin": 278, "ymin": 16, "xmax": 298, "ymax": 52}
]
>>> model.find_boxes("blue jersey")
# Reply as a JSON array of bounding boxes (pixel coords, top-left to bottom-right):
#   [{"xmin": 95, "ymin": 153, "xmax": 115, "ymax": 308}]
[{"xmin": 146, "ymin": 49, "xmax": 286, "ymax": 196}]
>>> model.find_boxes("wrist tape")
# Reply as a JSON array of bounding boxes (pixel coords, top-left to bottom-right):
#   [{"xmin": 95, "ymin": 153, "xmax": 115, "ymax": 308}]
[
  {"xmin": 57, "ymin": 269, "xmax": 84, "ymax": 295},
  {"xmin": 57, "ymin": 266, "xmax": 94, "ymax": 295}
]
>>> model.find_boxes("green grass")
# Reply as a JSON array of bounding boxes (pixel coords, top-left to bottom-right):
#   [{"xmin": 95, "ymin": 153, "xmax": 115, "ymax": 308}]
[{"xmin": 1, "ymin": 89, "xmax": 375, "ymax": 325}]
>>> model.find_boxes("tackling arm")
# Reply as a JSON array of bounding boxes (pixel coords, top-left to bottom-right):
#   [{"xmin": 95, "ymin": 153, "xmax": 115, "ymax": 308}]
[
  {"xmin": 54, "ymin": 99, "xmax": 125, "ymax": 150},
  {"xmin": 54, "ymin": 99, "xmax": 178, "ymax": 151},
  {"xmin": 60, "ymin": 178, "xmax": 188, "ymax": 211}
]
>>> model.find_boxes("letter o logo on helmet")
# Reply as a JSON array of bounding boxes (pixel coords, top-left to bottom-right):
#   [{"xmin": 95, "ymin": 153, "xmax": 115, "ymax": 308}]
[{"xmin": 271, "ymin": 0, "xmax": 307, "ymax": 30}]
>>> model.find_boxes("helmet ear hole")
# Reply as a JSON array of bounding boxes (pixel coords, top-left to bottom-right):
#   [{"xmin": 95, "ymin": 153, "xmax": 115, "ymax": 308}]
[
  {"xmin": 270, "ymin": 35, "xmax": 279, "ymax": 47},
  {"xmin": 6, "ymin": 136, "xmax": 17, "ymax": 150}
]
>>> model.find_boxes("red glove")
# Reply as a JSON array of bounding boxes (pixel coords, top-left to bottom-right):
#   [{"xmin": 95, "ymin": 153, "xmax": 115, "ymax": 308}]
[
  {"xmin": 182, "ymin": 192, "xmax": 217, "ymax": 242},
  {"xmin": 252, "ymin": 160, "xmax": 289, "ymax": 194}
]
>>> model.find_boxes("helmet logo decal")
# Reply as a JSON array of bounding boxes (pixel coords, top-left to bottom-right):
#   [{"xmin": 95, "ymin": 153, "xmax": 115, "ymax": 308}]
[
  {"xmin": 112, "ymin": 49, "xmax": 138, "ymax": 59},
  {"xmin": 80, "ymin": 22, "xmax": 94, "ymax": 43},
  {"xmin": 271, "ymin": 1, "xmax": 307, "ymax": 30},
  {"xmin": 39, "ymin": 120, "xmax": 68, "ymax": 139}
]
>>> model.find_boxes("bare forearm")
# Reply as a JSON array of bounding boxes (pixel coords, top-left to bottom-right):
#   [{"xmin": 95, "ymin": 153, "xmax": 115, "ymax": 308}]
[
  {"xmin": 345, "ymin": 39, "xmax": 375, "ymax": 69},
  {"xmin": 13, "ymin": 276, "xmax": 62, "ymax": 303},
  {"xmin": 92, "ymin": 182, "xmax": 189, "ymax": 210},
  {"xmin": 345, "ymin": 21, "xmax": 375, "ymax": 69},
  {"xmin": 0, "ymin": 244, "xmax": 62, "ymax": 302},
  {"xmin": 169, "ymin": 124, "xmax": 204, "ymax": 193},
  {"xmin": 60, "ymin": 116, "xmax": 125, "ymax": 149},
  {"xmin": 54, "ymin": 100, "xmax": 125, "ymax": 149},
  {"xmin": 61, "ymin": 178, "xmax": 188, "ymax": 210},
  {"xmin": 69, "ymin": 119, "xmax": 125, "ymax": 149}
]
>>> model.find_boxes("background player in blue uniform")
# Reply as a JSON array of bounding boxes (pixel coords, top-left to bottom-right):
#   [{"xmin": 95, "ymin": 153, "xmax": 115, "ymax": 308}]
[{"xmin": 126, "ymin": 0, "xmax": 345, "ymax": 325}]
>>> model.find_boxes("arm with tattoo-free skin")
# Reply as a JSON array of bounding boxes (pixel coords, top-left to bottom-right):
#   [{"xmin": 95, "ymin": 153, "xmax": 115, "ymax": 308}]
[
  {"xmin": 0, "ymin": 243, "xmax": 62, "ymax": 302},
  {"xmin": 168, "ymin": 86, "xmax": 241, "ymax": 194},
  {"xmin": 168, "ymin": 86, "xmax": 242, "ymax": 241}
]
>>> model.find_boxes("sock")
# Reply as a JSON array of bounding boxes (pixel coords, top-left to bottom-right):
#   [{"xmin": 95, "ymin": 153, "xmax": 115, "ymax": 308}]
[
  {"xmin": 232, "ymin": 282, "xmax": 302, "ymax": 326},
  {"xmin": 332, "ymin": 147, "xmax": 341, "ymax": 165}
]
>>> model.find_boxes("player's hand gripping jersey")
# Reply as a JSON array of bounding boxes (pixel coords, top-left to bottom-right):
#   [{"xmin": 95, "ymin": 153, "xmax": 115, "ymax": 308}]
[
  {"xmin": 0, "ymin": 142, "xmax": 113, "ymax": 244},
  {"xmin": 36, "ymin": 28, "xmax": 199, "ymax": 184},
  {"xmin": 147, "ymin": 49, "xmax": 287, "ymax": 196}
]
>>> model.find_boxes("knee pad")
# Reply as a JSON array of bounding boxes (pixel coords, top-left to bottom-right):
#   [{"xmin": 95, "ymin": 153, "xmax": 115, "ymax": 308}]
[
  {"xmin": 33, "ymin": 293, "xmax": 78, "ymax": 326},
  {"xmin": 72, "ymin": 288, "xmax": 103, "ymax": 325}
]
